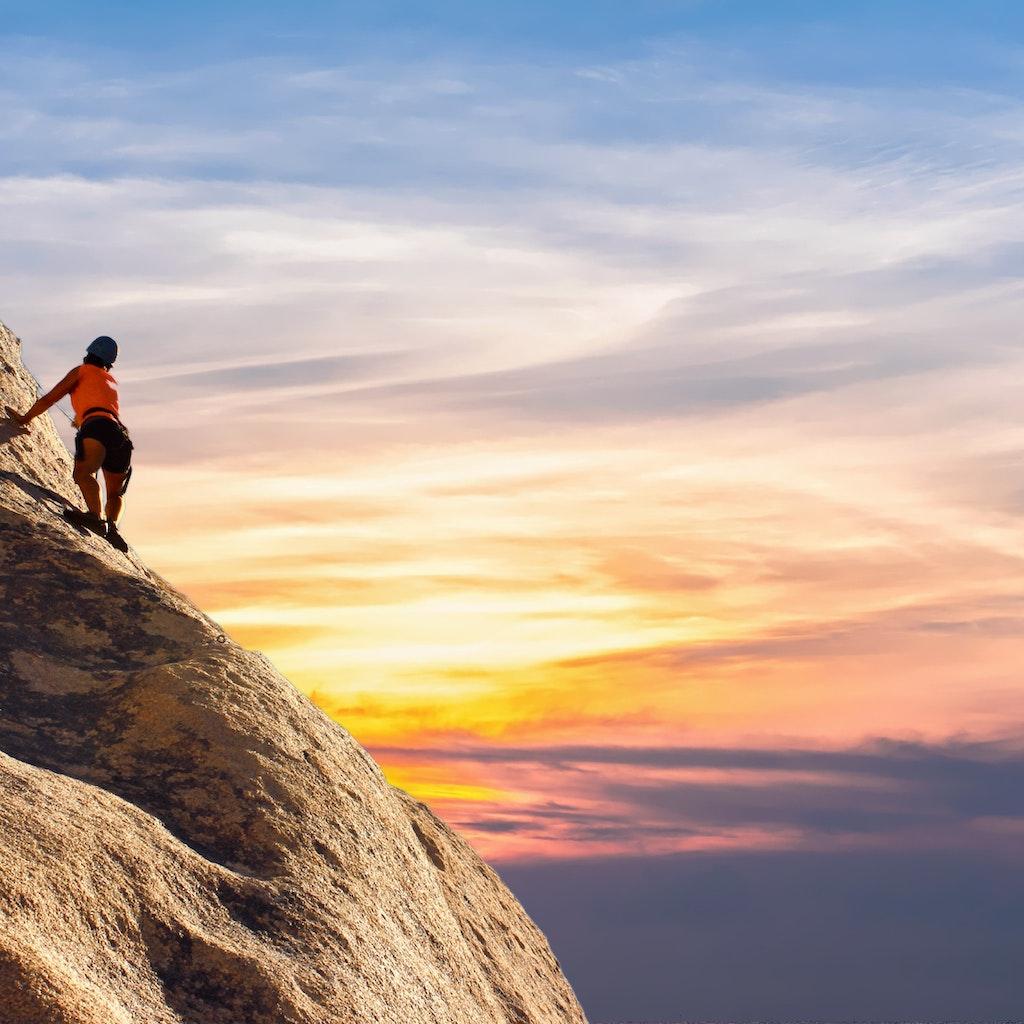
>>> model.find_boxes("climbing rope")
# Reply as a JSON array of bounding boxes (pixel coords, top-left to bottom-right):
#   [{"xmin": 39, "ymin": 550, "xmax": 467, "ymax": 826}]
[
  {"xmin": 24, "ymin": 366, "xmax": 76, "ymax": 426},
  {"xmin": 4, "ymin": 356, "xmax": 77, "ymax": 427}
]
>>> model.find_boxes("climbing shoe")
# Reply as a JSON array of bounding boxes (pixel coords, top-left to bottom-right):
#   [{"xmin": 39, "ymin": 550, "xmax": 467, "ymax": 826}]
[
  {"xmin": 63, "ymin": 508, "xmax": 106, "ymax": 537},
  {"xmin": 106, "ymin": 523, "xmax": 130, "ymax": 553}
]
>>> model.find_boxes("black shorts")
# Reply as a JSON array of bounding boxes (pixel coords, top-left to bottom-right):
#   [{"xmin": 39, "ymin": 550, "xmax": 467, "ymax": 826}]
[{"xmin": 75, "ymin": 416, "xmax": 134, "ymax": 474}]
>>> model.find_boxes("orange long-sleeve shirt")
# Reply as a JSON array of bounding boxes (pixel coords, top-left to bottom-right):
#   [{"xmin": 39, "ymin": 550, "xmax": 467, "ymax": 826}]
[{"xmin": 70, "ymin": 364, "xmax": 120, "ymax": 425}]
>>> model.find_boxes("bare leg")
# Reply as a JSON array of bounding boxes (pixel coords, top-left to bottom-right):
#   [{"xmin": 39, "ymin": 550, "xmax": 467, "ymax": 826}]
[
  {"xmin": 102, "ymin": 469, "xmax": 127, "ymax": 525},
  {"xmin": 73, "ymin": 439, "xmax": 105, "ymax": 519}
]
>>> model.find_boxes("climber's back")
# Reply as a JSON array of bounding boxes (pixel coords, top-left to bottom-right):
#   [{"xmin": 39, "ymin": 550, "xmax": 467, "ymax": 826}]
[{"xmin": 70, "ymin": 361, "xmax": 120, "ymax": 426}]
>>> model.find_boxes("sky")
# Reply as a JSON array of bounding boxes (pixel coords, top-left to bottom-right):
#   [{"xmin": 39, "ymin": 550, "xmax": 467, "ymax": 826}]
[{"xmin": 3, "ymin": 1, "xmax": 1024, "ymax": 1019}]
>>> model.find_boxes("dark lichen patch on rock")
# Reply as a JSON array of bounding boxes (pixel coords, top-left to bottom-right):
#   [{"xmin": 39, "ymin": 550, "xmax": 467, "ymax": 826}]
[
  {"xmin": 215, "ymin": 877, "xmax": 293, "ymax": 938},
  {"xmin": 141, "ymin": 915, "xmax": 307, "ymax": 1024}
]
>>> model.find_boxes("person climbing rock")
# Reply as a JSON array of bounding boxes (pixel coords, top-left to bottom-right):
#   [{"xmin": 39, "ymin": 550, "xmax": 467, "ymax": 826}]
[{"xmin": 6, "ymin": 335, "xmax": 134, "ymax": 553}]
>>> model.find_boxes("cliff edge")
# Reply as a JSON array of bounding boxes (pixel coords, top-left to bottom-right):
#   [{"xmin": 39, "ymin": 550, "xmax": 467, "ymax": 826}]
[{"xmin": 0, "ymin": 321, "xmax": 587, "ymax": 1024}]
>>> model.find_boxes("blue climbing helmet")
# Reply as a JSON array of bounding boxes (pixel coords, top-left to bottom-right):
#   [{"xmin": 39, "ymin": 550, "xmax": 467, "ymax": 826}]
[{"xmin": 87, "ymin": 335, "xmax": 118, "ymax": 366}]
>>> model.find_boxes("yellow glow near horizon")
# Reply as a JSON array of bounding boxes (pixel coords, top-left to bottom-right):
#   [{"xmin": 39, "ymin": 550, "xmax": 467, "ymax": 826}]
[{"xmin": 381, "ymin": 765, "xmax": 525, "ymax": 807}]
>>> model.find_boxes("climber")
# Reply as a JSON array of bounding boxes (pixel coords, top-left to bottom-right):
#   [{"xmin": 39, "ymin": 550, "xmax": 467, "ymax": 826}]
[{"xmin": 6, "ymin": 336, "xmax": 133, "ymax": 553}]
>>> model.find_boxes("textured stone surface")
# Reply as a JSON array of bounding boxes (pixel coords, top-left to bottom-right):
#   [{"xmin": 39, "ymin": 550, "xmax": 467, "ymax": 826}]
[{"xmin": 0, "ymin": 320, "xmax": 587, "ymax": 1024}]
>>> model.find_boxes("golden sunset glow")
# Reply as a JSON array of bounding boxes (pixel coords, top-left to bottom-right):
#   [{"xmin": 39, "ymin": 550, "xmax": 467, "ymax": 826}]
[{"xmin": 124, "ymin": 369, "xmax": 1024, "ymax": 859}]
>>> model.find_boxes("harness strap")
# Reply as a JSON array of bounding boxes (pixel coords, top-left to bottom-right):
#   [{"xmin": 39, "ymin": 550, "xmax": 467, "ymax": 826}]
[
  {"xmin": 81, "ymin": 405, "xmax": 120, "ymax": 422},
  {"xmin": 80, "ymin": 406, "xmax": 130, "ymax": 437}
]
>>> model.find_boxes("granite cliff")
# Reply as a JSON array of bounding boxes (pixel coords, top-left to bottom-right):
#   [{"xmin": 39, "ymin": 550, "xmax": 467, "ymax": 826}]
[{"xmin": 0, "ymin": 320, "xmax": 587, "ymax": 1024}]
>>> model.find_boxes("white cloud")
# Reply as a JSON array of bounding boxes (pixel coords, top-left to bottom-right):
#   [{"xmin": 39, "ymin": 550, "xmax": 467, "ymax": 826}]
[{"xmin": 2, "ymin": 39, "xmax": 1024, "ymax": 468}]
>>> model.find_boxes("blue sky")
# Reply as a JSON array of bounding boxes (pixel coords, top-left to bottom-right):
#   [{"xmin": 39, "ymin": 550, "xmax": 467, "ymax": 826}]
[
  {"xmin": 4, "ymin": 2, "xmax": 1024, "ymax": 1020},
  {"xmin": 8, "ymin": 1, "xmax": 1024, "ymax": 89}
]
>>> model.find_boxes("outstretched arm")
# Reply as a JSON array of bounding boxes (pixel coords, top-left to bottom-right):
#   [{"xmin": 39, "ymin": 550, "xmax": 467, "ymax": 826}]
[{"xmin": 9, "ymin": 367, "xmax": 80, "ymax": 428}]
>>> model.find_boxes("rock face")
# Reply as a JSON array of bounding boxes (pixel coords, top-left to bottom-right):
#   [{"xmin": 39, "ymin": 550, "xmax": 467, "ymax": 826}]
[{"xmin": 0, "ymin": 321, "xmax": 587, "ymax": 1024}]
